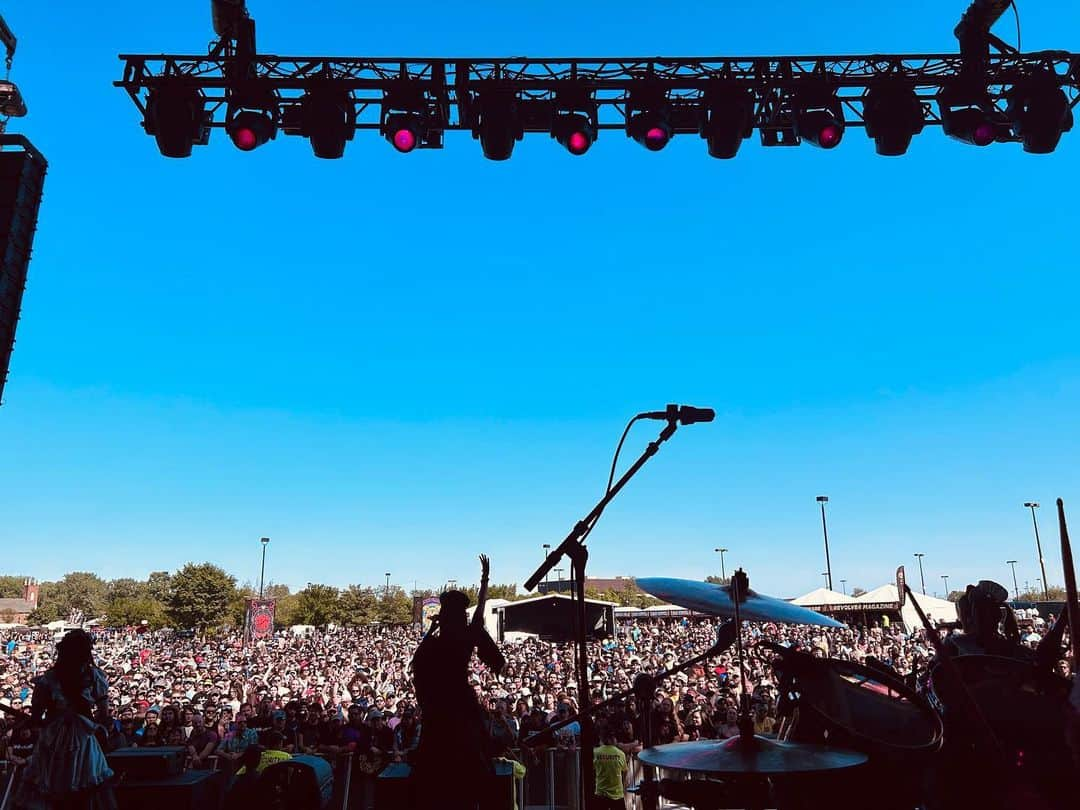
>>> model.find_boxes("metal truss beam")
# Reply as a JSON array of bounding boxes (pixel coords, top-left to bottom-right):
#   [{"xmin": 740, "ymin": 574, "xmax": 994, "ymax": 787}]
[{"xmin": 116, "ymin": 51, "xmax": 1080, "ymax": 144}]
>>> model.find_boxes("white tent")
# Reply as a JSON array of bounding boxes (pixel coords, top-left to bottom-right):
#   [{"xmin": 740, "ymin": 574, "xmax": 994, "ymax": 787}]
[
  {"xmin": 856, "ymin": 584, "xmax": 957, "ymax": 629},
  {"xmin": 791, "ymin": 588, "xmax": 858, "ymax": 607}
]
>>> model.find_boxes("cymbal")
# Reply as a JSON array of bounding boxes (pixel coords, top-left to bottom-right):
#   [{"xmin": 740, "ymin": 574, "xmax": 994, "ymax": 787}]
[
  {"xmin": 636, "ymin": 577, "xmax": 845, "ymax": 628},
  {"xmin": 638, "ymin": 736, "xmax": 868, "ymax": 775}
]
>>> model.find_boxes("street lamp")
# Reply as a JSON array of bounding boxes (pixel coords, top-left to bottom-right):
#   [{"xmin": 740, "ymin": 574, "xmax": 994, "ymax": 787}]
[
  {"xmin": 1023, "ymin": 502, "xmax": 1050, "ymax": 600},
  {"xmin": 941, "ymin": 574, "xmax": 950, "ymax": 595},
  {"xmin": 448, "ymin": 579, "xmax": 457, "ymax": 590},
  {"xmin": 1006, "ymin": 560, "xmax": 1019, "ymax": 600},
  {"xmin": 914, "ymin": 553, "xmax": 926, "ymax": 595},
  {"xmin": 816, "ymin": 496, "xmax": 833, "ymax": 591},
  {"xmin": 822, "ymin": 572, "xmax": 829, "ymax": 587},
  {"xmin": 385, "ymin": 572, "xmax": 391, "ymax": 599},
  {"xmin": 543, "ymin": 544, "xmax": 551, "ymax": 583},
  {"xmin": 258, "ymin": 537, "xmax": 270, "ymax": 598},
  {"xmin": 1036, "ymin": 577, "xmax": 1043, "ymax": 596},
  {"xmin": 840, "ymin": 579, "xmax": 847, "ymax": 595},
  {"xmin": 714, "ymin": 547, "xmax": 728, "ymax": 580}
]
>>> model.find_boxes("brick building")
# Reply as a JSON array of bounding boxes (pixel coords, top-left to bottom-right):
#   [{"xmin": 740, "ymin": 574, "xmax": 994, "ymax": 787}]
[{"xmin": 0, "ymin": 578, "xmax": 39, "ymax": 624}]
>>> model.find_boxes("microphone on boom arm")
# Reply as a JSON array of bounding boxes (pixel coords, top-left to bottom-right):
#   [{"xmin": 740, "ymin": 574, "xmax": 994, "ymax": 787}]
[{"xmin": 637, "ymin": 404, "xmax": 715, "ymax": 426}]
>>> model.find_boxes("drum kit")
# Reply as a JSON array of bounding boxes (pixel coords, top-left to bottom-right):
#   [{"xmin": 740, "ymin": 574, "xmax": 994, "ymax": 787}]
[{"xmin": 622, "ymin": 570, "xmax": 1075, "ymax": 810}]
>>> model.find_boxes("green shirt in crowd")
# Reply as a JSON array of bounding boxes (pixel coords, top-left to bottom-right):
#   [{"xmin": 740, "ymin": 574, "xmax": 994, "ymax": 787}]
[{"xmin": 593, "ymin": 743, "xmax": 628, "ymax": 800}]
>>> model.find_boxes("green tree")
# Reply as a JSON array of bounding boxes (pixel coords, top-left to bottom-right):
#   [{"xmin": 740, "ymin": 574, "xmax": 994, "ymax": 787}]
[
  {"xmin": 26, "ymin": 602, "xmax": 62, "ymax": 625},
  {"xmin": 0, "ymin": 575, "xmax": 29, "ymax": 598},
  {"xmin": 339, "ymin": 585, "xmax": 378, "ymax": 626},
  {"xmin": 107, "ymin": 578, "xmax": 146, "ymax": 602},
  {"xmin": 167, "ymin": 563, "xmax": 238, "ymax": 632},
  {"xmin": 106, "ymin": 596, "xmax": 169, "ymax": 629},
  {"xmin": 1016, "ymin": 584, "xmax": 1066, "ymax": 602},
  {"xmin": 291, "ymin": 584, "xmax": 342, "ymax": 626},
  {"xmin": 377, "ymin": 585, "xmax": 413, "ymax": 624},
  {"xmin": 146, "ymin": 571, "xmax": 173, "ymax": 603},
  {"xmin": 488, "ymin": 583, "xmax": 520, "ymax": 601},
  {"xmin": 50, "ymin": 572, "xmax": 109, "ymax": 619}
]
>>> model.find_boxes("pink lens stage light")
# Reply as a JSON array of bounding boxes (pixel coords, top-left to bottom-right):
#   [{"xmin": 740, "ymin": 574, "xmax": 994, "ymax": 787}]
[
  {"xmin": 393, "ymin": 128, "xmax": 418, "ymax": 152},
  {"xmin": 973, "ymin": 122, "xmax": 995, "ymax": 146},
  {"xmin": 818, "ymin": 124, "xmax": 842, "ymax": 148},
  {"xmin": 567, "ymin": 130, "xmax": 590, "ymax": 155},
  {"xmin": 232, "ymin": 128, "xmax": 258, "ymax": 151},
  {"xmin": 645, "ymin": 127, "xmax": 669, "ymax": 149}
]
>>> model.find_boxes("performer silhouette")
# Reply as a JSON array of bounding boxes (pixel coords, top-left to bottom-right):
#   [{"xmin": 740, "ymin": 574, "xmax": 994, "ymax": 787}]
[{"xmin": 411, "ymin": 555, "xmax": 505, "ymax": 810}]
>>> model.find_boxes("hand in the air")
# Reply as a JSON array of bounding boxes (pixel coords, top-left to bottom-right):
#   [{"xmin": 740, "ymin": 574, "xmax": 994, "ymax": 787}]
[{"xmin": 479, "ymin": 554, "xmax": 490, "ymax": 579}]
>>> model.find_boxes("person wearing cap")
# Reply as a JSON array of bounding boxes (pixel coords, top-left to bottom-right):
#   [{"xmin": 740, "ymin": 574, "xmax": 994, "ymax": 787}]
[{"xmin": 411, "ymin": 554, "xmax": 506, "ymax": 810}]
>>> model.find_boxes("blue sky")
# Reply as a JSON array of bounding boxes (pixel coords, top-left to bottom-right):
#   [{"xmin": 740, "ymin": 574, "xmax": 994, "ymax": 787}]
[{"xmin": 2, "ymin": 1, "xmax": 1079, "ymax": 600}]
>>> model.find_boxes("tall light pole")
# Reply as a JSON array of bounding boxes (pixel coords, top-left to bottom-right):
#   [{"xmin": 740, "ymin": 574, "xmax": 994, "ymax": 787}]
[
  {"xmin": 1006, "ymin": 560, "xmax": 1019, "ymax": 600},
  {"xmin": 816, "ymin": 496, "xmax": 833, "ymax": 591},
  {"xmin": 840, "ymin": 579, "xmax": 847, "ymax": 595},
  {"xmin": 914, "ymin": 553, "xmax": 926, "ymax": 595},
  {"xmin": 1024, "ymin": 502, "xmax": 1050, "ymax": 600},
  {"xmin": 543, "ymin": 544, "xmax": 551, "ymax": 583},
  {"xmin": 448, "ymin": 579, "xmax": 457, "ymax": 590},
  {"xmin": 941, "ymin": 574, "xmax": 950, "ymax": 596},
  {"xmin": 1036, "ymin": 577, "xmax": 1043, "ymax": 596},
  {"xmin": 385, "ymin": 572, "xmax": 391, "ymax": 599},
  {"xmin": 258, "ymin": 537, "xmax": 270, "ymax": 598},
  {"xmin": 822, "ymin": 572, "xmax": 830, "ymax": 587},
  {"xmin": 714, "ymin": 547, "xmax": 728, "ymax": 580}
]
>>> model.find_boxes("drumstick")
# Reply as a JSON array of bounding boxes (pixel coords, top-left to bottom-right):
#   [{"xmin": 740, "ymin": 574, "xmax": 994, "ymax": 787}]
[{"xmin": 1057, "ymin": 498, "xmax": 1080, "ymax": 667}]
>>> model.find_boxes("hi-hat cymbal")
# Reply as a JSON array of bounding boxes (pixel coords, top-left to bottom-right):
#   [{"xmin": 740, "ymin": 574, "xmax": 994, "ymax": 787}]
[
  {"xmin": 636, "ymin": 577, "xmax": 844, "ymax": 628},
  {"xmin": 638, "ymin": 736, "xmax": 867, "ymax": 775}
]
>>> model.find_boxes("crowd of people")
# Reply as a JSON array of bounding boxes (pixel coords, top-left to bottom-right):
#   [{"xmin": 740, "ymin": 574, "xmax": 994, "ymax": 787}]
[{"xmin": 0, "ymin": 615, "xmax": 960, "ymax": 764}]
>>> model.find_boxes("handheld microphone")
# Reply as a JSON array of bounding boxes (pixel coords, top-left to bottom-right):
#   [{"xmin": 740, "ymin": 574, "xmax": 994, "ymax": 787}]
[{"xmin": 638, "ymin": 404, "xmax": 715, "ymax": 425}]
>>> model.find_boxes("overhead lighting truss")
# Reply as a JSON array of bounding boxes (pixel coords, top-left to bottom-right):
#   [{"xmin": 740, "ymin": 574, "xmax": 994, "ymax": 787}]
[{"xmin": 117, "ymin": 49, "xmax": 1080, "ymax": 158}]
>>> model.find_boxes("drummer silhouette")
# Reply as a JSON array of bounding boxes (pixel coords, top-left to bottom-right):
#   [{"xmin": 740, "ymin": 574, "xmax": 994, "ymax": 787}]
[{"xmin": 411, "ymin": 554, "xmax": 505, "ymax": 810}]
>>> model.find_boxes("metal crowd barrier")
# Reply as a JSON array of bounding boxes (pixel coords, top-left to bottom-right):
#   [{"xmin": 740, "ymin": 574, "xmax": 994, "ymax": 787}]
[{"xmin": 0, "ymin": 761, "xmax": 21, "ymax": 810}]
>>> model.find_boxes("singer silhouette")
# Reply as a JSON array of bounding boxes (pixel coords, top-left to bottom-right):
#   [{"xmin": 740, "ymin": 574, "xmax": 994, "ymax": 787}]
[{"xmin": 411, "ymin": 554, "xmax": 506, "ymax": 810}]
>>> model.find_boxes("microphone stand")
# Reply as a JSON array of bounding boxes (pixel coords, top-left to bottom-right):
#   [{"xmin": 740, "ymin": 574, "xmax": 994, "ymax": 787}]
[{"xmin": 524, "ymin": 416, "xmax": 680, "ymax": 810}]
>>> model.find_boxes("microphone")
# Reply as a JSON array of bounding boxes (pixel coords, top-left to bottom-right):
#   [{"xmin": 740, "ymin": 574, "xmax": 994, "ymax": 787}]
[{"xmin": 638, "ymin": 404, "xmax": 715, "ymax": 425}]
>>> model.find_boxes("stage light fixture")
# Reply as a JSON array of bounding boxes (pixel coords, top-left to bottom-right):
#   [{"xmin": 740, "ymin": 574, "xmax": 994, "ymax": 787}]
[
  {"xmin": 552, "ymin": 112, "xmax": 596, "ymax": 155},
  {"xmin": 793, "ymin": 93, "xmax": 845, "ymax": 149},
  {"xmin": 699, "ymin": 85, "xmax": 755, "ymax": 158},
  {"xmin": 384, "ymin": 112, "xmax": 423, "ymax": 153},
  {"xmin": 1006, "ymin": 73, "xmax": 1074, "ymax": 154},
  {"xmin": 226, "ymin": 106, "xmax": 276, "ymax": 152},
  {"xmin": 144, "ymin": 86, "xmax": 209, "ymax": 158},
  {"xmin": 298, "ymin": 89, "xmax": 355, "ymax": 159},
  {"xmin": 938, "ymin": 90, "xmax": 997, "ymax": 146},
  {"xmin": 628, "ymin": 110, "xmax": 672, "ymax": 151},
  {"xmin": 472, "ymin": 91, "xmax": 522, "ymax": 161},
  {"xmin": 862, "ymin": 81, "xmax": 925, "ymax": 156}
]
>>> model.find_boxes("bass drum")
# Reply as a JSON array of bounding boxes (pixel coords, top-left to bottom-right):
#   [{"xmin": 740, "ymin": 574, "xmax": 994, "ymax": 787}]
[
  {"xmin": 923, "ymin": 655, "xmax": 1074, "ymax": 810},
  {"xmin": 774, "ymin": 655, "xmax": 941, "ymax": 810}
]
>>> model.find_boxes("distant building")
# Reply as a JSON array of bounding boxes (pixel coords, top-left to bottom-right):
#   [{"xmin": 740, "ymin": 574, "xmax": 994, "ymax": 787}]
[
  {"xmin": 537, "ymin": 575, "xmax": 636, "ymax": 596},
  {"xmin": 0, "ymin": 578, "xmax": 39, "ymax": 625}
]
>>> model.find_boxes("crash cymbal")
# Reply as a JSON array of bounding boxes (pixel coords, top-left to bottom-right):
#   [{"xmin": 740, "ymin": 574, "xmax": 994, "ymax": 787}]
[
  {"xmin": 636, "ymin": 577, "xmax": 845, "ymax": 628},
  {"xmin": 638, "ymin": 736, "xmax": 867, "ymax": 775}
]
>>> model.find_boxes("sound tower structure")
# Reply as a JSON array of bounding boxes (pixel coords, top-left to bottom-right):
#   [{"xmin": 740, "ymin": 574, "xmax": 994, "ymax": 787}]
[{"xmin": 0, "ymin": 135, "xmax": 46, "ymax": 405}]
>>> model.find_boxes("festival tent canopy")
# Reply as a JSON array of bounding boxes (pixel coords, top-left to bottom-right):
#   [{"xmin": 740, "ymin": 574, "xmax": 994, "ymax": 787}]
[
  {"xmin": 856, "ymin": 584, "xmax": 958, "ymax": 628},
  {"xmin": 791, "ymin": 588, "xmax": 858, "ymax": 607}
]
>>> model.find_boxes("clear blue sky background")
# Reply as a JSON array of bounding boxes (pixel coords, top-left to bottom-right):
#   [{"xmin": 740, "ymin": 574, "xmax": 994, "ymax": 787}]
[{"xmin": 2, "ymin": 1, "xmax": 1079, "ymax": 600}]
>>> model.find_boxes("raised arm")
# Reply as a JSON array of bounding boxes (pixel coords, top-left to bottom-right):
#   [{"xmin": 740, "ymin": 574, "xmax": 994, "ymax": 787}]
[{"xmin": 471, "ymin": 554, "xmax": 490, "ymax": 629}]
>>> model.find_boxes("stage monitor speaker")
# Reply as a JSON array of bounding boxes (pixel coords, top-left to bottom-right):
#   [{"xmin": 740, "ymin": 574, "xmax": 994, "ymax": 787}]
[
  {"xmin": 107, "ymin": 746, "xmax": 186, "ymax": 781},
  {"xmin": 261, "ymin": 753, "xmax": 334, "ymax": 809},
  {"xmin": 0, "ymin": 135, "xmax": 47, "ymax": 405},
  {"xmin": 113, "ymin": 768, "xmax": 226, "ymax": 810}
]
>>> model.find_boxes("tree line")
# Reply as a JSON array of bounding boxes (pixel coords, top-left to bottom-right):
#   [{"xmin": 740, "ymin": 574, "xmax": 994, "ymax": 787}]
[{"xmin": 0, "ymin": 569, "xmax": 520, "ymax": 632}]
